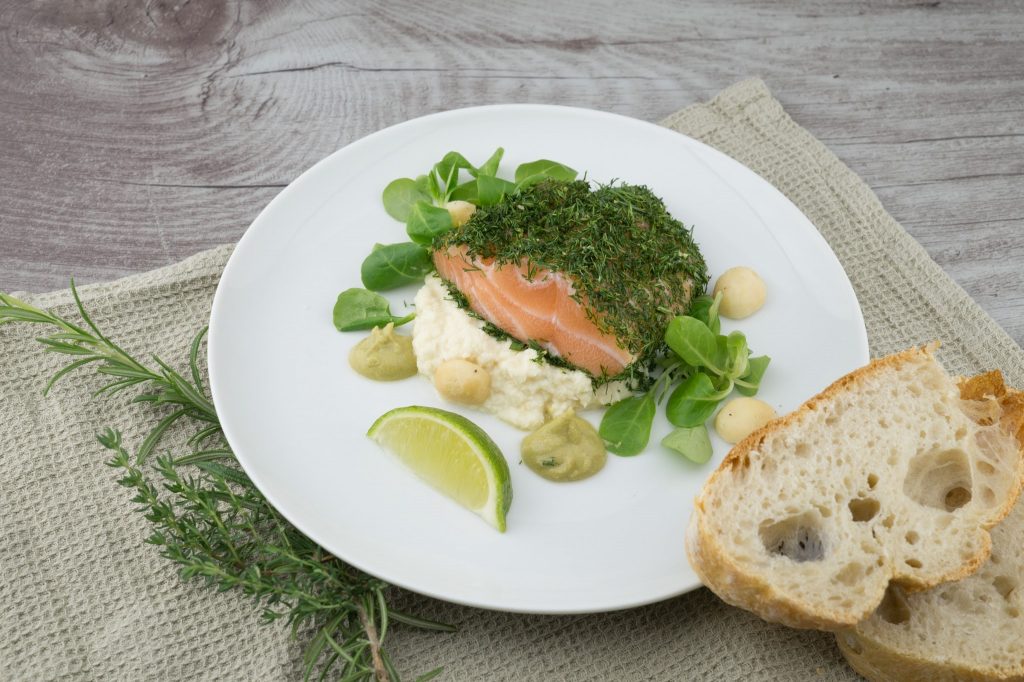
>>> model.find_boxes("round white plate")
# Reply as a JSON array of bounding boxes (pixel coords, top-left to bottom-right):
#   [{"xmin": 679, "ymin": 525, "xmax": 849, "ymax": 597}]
[{"xmin": 208, "ymin": 105, "xmax": 868, "ymax": 614}]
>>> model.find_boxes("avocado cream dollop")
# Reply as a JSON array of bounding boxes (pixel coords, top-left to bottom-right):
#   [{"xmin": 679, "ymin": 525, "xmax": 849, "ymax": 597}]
[
  {"xmin": 348, "ymin": 323, "xmax": 417, "ymax": 381},
  {"xmin": 521, "ymin": 411, "xmax": 606, "ymax": 482}
]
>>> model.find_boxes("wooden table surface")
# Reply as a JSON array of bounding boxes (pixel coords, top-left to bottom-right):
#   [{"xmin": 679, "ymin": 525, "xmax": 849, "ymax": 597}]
[{"xmin": 2, "ymin": 1, "xmax": 1022, "ymax": 344}]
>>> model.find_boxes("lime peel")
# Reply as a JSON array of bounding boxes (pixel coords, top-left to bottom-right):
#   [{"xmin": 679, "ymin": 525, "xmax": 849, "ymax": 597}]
[{"xmin": 367, "ymin": 406, "xmax": 512, "ymax": 532}]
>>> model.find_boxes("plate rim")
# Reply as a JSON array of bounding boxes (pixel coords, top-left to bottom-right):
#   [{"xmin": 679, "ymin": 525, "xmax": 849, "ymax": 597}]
[{"xmin": 208, "ymin": 102, "xmax": 870, "ymax": 614}]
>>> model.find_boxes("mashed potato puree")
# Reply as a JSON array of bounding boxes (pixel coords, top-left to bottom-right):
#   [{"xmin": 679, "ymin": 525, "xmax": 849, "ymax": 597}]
[{"xmin": 413, "ymin": 276, "xmax": 629, "ymax": 430}]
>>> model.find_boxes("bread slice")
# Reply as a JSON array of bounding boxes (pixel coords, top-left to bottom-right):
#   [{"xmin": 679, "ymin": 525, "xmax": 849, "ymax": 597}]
[
  {"xmin": 836, "ymin": 373, "xmax": 1024, "ymax": 681},
  {"xmin": 685, "ymin": 346, "xmax": 1024, "ymax": 630}
]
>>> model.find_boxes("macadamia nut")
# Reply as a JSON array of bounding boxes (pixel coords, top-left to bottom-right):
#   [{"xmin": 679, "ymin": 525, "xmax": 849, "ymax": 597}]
[
  {"xmin": 714, "ymin": 397, "xmax": 777, "ymax": 444},
  {"xmin": 434, "ymin": 358, "xmax": 491, "ymax": 405},
  {"xmin": 444, "ymin": 200, "xmax": 477, "ymax": 228},
  {"xmin": 712, "ymin": 266, "xmax": 767, "ymax": 319}
]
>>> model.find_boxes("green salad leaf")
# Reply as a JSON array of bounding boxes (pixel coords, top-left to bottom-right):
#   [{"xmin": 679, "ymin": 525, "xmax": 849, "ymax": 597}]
[
  {"xmin": 435, "ymin": 151, "xmax": 475, "ymax": 187},
  {"xmin": 475, "ymin": 175, "xmax": 517, "ymax": 206},
  {"xmin": 665, "ymin": 316, "xmax": 721, "ymax": 371},
  {"xmin": 665, "ymin": 373, "xmax": 720, "ymax": 428},
  {"xmin": 474, "ymin": 147, "xmax": 504, "ymax": 177},
  {"xmin": 724, "ymin": 331, "xmax": 749, "ymax": 379},
  {"xmin": 382, "ymin": 178, "xmax": 431, "ymax": 222},
  {"xmin": 360, "ymin": 242, "xmax": 433, "ymax": 291},
  {"xmin": 406, "ymin": 201, "xmax": 454, "ymax": 246},
  {"xmin": 598, "ymin": 394, "xmax": 656, "ymax": 456},
  {"xmin": 688, "ymin": 293, "xmax": 722, "ymax": 335},
  {"xmin": 662, "ymin": 426, "xmax": 713, "ymax": 464},
  {"xmin": 736, "ymin": 355, "xmax": 771, "ymax": 396},
  {"xmin": 333, "ymin": 288, "xmax": 414, "ymax": 331},
  {"xmin": 447, "ymin": 181, "xmax": 478, "ymax": 203},
  {"xmin": 514, "ymin": 159, "xmax": 578, "ymax": 188}
]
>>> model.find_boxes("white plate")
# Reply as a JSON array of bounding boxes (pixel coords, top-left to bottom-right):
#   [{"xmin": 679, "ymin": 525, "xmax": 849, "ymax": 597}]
[{"xmin": 208, "ymin": 105, "xmax": 868, "ymax": 614}]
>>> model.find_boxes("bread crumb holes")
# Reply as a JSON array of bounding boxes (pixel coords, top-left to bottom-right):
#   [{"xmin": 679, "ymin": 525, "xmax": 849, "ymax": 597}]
[
  {"xmin": 849, "ymin": 497, "xmax": 880, "ymax": 522},
  {"xmin": 877, "ymin": 585, "xmax": 912, "ymax": 625}
]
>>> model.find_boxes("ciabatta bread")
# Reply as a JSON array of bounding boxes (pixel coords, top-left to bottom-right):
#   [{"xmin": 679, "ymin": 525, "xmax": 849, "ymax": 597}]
[
  {"xmin": 837, "ymin": 371, "xmax": 1024, "ymax": 681},
  {"xmin": 686, "ymin": 346, "xmax": 1024, "ymax": 630}
]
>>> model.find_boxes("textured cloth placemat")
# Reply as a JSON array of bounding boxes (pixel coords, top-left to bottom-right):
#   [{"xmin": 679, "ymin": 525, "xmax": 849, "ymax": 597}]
[{"xmin": 3, "ymin": 78, "xmax": 1022, "ymax": 681}]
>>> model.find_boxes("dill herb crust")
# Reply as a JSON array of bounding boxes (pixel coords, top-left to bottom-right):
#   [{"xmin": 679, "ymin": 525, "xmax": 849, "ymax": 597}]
[{"xmin": 434, "ymin": 180, "xmax": 709, "ymax": 379}]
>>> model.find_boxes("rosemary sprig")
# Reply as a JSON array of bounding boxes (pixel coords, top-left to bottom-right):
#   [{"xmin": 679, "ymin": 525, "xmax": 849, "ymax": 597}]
[{"xmin": 0, "ymin": 284, "xmax": 453, "ymax": 681}]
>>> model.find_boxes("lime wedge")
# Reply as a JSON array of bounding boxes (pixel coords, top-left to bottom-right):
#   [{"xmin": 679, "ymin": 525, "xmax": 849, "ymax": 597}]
[{"xmin": 367, "ymin": 406, "xmax": 512, "ymax": 532}]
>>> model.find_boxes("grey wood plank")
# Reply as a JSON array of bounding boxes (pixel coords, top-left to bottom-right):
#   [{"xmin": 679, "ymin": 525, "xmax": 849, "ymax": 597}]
[{"xmin": 0, "ymin": 0, "xmax": 1021, "ymax": 345}]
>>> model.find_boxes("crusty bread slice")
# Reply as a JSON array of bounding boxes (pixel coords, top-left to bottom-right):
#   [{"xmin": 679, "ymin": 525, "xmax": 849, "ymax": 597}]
[
  {"xmin": 686, "ymin": 346, "xmax": 1024, "ymax": 630},
  {"xmin": 837, "ymin": 374, "xmax": 1024, "ymax": 681}
]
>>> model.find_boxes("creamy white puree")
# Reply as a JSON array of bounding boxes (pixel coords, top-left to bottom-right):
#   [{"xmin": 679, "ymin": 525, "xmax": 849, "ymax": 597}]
[{"xmin": 412, "ymin": 275, "xmax": 630, "ymax": 430}]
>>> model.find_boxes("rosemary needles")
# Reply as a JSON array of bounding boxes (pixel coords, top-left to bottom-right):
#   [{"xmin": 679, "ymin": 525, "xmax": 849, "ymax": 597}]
[{"xmin": 0, "ymin": 284, "xmax": 452, "ymax": 681}]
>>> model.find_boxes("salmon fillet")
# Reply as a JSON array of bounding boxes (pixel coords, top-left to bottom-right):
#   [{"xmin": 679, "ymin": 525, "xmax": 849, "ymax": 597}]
[
  {"xmin": 434, "ymin": 245, "xmax": 635, "ymax": 376},
  {"xmin": 431, "ymin": 180, "xmax": 708, "ymax": 380}
]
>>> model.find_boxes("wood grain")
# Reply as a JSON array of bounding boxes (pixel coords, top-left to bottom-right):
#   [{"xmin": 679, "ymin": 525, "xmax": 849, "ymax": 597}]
[{"xmin": 0, "ymin": 0, "xmax": 1021, "ymax": 343}]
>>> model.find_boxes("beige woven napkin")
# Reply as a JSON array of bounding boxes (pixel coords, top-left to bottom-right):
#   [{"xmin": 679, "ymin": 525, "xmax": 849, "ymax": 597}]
[{"xmin": 2, "ymin": 78, "xmax": 1022, "ymax": 681}]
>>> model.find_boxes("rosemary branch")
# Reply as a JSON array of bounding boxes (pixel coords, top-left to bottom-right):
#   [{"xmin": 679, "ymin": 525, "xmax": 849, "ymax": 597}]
[{"xmin": 0, "ymin": 284, "xmax": 453, "ymax": 681}]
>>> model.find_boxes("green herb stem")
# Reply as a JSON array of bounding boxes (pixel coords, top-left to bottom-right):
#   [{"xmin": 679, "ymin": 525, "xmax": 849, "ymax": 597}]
[{"xmin": 0, "ymin": 285, "xmax": 452, "ymax": 681}]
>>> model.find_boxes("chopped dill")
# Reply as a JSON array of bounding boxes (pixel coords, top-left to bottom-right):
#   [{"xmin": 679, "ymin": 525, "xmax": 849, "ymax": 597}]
[{"xmin": 434, "ymin": 179, "xmax": 708, "ymax": 384}]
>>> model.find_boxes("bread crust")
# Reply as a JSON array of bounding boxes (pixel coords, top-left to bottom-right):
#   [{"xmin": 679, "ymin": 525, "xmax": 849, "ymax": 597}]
[
  {"xmin": 834, "ymin": 384, "xmax": 1024, "ymax": 682},
  {"xmin": 686, "ymin": 345, "xmax": 1024, "ymax": 631},
  {"xmin": 835, "ymin": 629, "xmax": 1019, "ymax": 682}
]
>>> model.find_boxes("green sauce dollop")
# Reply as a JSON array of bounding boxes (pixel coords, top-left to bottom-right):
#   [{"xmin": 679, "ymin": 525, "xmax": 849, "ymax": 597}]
[
  {"xmin": 521, "ymin": 411, "xmax": 606, "ymax": 482},
  {"xmin": 348, "ymin": 323, "xmax": 417, "ymax": 381}
]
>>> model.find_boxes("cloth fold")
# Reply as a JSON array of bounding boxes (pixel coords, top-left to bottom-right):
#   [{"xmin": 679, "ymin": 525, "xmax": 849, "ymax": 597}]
[{"xmin": 2, "ymin": 78, "xmax": 1020, "ymax": 681}]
